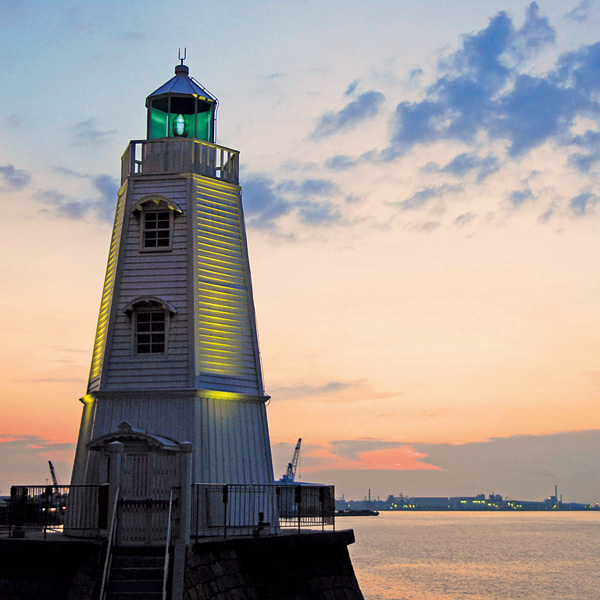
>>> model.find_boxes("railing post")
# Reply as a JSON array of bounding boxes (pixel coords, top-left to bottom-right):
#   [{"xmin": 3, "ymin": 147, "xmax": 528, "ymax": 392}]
[
  {"xmin": 222, "ymin": 485, "xmax": 229, "ymax": 539},
  {"xmin": 177, "ymin": 441, "xmax": 193, "ymax": 543},
  {"xmin": 107, "ymin": 441, "xmax": 123, "ymax": 529},
  {"xmin": 295, "ymin": 486, "xmax": 302, "ymax": 533}
]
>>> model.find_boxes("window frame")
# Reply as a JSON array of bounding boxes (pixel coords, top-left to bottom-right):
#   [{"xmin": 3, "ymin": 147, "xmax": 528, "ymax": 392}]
[
  {"xmin": 134, "ymin": 307, "xmax": 167, "ymax": 355},
  {"xmin": 140, "ymin": 207, "xmax": 174, "ymax": 252},
  {"xmin": 124, "ymin": 297, "xmax": 177, "ymax": 357},
  {"xmin": 131, "ymin": 195, "xmax": 182, "ymax": 254}
]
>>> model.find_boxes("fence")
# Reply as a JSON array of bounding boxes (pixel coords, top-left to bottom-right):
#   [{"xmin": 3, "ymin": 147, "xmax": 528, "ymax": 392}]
[
  {"xmin": 191, "ymin": 483, "xmax": 335, "ymax": 538},
  {"xmin": 7, "ymin": 485, "xmax": 107, "ymax": 538},
  {"xmin": 6, "ymin": 483, "xmax": 335, "ymax": 540},
  {"xmin": 121, "ymin": 139, "xmax": 240, "ymax": 185}
]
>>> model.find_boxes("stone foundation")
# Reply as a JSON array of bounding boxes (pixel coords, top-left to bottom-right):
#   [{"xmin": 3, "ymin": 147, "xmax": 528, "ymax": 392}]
[
  {"xmin": 184, "ymin": 530, "xmax": 364, "ymax": 600},
  {"xmin": 0, "ymin": 529, "xmax": 364, "ymax": 599},
  {"xmin": 0, "ymin": 538, "xmax": 103, "ymax": 600}
]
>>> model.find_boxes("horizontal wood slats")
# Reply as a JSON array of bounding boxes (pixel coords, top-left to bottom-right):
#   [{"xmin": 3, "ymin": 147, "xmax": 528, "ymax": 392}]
[
  {"xmin": 195, "ymin": 178, "xmax": 262, "ymax": 394},
  {"xmin": 102, "ymin": 179, "xmax": 190, "ymax": 390}
]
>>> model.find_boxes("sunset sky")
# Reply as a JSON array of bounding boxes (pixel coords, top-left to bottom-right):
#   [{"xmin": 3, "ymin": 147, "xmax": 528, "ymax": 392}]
[{"xmin": 2, "ymin": 0, "xmax": 600, "ymax": 503}]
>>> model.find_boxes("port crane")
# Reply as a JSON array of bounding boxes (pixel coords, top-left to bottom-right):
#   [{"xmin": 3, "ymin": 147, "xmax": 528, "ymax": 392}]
[
  {"xmin": 48, "ymin": 460, "xmax": 60, "ymax": 488},
  {"xmin": 280, "ymin": 438, "xmax": 302, "ymax": 483}
]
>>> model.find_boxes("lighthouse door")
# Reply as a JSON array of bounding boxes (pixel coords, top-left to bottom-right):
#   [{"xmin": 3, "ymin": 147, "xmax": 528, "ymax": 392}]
[{"xmin": 117, "ymin": 447, "xmax": 178, "ymax": 545}]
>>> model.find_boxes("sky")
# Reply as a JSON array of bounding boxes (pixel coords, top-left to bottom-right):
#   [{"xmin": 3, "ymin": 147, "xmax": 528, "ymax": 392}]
[{"xmin": 1, "ymin": 0, "xmax": 600, "ymax": 503}]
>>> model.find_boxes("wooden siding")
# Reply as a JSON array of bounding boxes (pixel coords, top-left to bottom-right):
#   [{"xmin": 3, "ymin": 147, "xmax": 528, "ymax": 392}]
[
  {"xmin": 88, "ymin": 392, "xmax": 274, "ymax": 485},
  {"xmin": 102, "ymin": 178, "xmax": 190, "ymax": 390},
  {"xmin": 87, "ymin": 185, "xmax": 127, "ymax": 393},
  {"xmin": 194, "ymin": 395, "xmax": 274, "ymax": 484},
  {"xmin": 194, "ymin": 177, "xmax": 263, "ymax": 395},
  {"xmin": 89, "ymin": 394, "xmax": 196, "ymax": 445}
]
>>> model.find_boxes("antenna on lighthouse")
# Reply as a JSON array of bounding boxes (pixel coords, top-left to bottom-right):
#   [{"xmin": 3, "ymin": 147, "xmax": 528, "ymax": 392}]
[{"xmin": 178, "ymin": 47, "xmax": 187, "ymax": 65}]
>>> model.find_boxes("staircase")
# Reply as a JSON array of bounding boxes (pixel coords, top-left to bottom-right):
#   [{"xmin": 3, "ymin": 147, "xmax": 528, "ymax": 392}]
[{"xmin": 106, "ymin": 549, "xmax": 166, "ymax": 600}]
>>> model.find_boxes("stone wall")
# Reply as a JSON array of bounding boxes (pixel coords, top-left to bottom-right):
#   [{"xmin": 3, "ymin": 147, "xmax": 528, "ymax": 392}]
[
  {"xmin": 184, "ymin": 529, "xmax": 364, "ymax": 600},
  {"xmin": 0, "ymin": 538, "xmax": 103, "ymax": 600},
  {"xmin": 0, "ymin": 529, "xmax": 364, "ymax": 600}
]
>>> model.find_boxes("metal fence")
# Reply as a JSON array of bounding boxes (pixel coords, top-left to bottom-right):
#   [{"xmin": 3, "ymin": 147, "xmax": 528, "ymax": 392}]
[
  {"xmin": 6, "ymin": 482, "xmax": 335, "ymax": 540},
  {"xmin": 191, "ymin": 483, "xmax": 335, "ymax": 538},
  {"xmin": 7, "ymin": 485, "xmax": 107, "ymax": 538}
]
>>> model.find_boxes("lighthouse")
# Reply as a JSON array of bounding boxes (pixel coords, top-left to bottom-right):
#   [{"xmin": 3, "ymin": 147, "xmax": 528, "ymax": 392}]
[{"xmin": 71, "ymin": 61, "xmax": 274, "ymax": 509}]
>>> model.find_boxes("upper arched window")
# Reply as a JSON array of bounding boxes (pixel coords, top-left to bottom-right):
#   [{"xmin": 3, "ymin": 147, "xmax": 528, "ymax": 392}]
[{"xmin": 131, "ymin": 196, "xmax": 183, "ymax": 252}]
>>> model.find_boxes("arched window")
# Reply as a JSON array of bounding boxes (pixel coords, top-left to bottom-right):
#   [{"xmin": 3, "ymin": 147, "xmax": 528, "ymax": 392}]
[
  {"xmin": 131, "ymin": 196, "xmax": 183, "ymax": 252},
  {"xmin": 124, "ymin": 297, "xmax": 177, "ymax": 355}
]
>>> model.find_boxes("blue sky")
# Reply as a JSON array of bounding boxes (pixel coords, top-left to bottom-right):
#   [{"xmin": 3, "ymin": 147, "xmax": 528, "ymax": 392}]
[{"xmin": 2, "ymin": 1, "xmax": 600, "ymax": 502}]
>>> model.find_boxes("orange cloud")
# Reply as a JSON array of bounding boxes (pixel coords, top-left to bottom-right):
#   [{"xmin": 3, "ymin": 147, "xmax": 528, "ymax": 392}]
[{"xmin": 302, "ymin": 444, "xmax": 442, "ymax": 472}]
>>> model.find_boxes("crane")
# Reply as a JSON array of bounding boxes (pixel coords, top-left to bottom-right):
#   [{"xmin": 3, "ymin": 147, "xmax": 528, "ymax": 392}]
[
  {"xmin": 48, "ymin": 460, "xmax": 60, "ymax": 488},
  {"xmin": 280, "ymin": 438, "xmax": 302, "ymax": 483}
]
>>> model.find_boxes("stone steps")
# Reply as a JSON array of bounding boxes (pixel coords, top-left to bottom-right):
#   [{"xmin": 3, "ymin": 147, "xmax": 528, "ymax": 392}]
[{"xmin": 106, "ymin": 552, "xmax": 165, "ymax": 600}]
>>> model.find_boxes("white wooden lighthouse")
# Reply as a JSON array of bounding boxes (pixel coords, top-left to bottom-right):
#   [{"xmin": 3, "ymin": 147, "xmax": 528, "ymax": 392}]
[{"xmin": 71, "ymin": 61, "xmax": 275, "ymax": 508}]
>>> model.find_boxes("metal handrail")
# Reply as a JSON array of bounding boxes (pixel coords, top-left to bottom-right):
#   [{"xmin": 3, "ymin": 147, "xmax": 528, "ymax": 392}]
[
  {"xmin": 162, "ymin": 490, "xmax": 174, "ymax": 600},
  {"xmin": 99, "ymin": 486, "xmax": 120, "ymax": 600},
  {"xmin": 190, "ymin": 483, "xmax": 335, "ymax": 538}
]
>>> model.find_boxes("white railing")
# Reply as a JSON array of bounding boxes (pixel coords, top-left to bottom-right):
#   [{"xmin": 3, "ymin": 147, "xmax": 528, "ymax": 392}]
[
  {"xmin": 162, "ymin": 490, "xmax": 174, "ymax": 600},
  {"xmin": 121, "ymin": 139, "xmax": 240, "ymax": 185},
  {"xmin": 99, "ymin": 486, "xmax": 120, "ymax": 600}
]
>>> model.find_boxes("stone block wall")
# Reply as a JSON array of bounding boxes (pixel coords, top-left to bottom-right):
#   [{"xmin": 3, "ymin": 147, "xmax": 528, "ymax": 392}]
[
  {"xmin": 184, "ymin": 529, "xmax": 364, "ymax": 600},
  {"xmin": 0, "ymin": 538, "xmax": 102, "ymax": 600}
]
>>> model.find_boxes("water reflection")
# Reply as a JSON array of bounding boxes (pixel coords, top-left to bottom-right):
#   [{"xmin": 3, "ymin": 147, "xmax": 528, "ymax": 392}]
[{"xmin": 346, "ymin": 511, "xmax": 600, "ymax": 600}]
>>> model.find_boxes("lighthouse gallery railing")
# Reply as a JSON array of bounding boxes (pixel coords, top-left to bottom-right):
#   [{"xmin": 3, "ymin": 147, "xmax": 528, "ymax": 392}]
[{"xmin": 121, "ymin": 138, "xmax": 240, "ymax": 185}]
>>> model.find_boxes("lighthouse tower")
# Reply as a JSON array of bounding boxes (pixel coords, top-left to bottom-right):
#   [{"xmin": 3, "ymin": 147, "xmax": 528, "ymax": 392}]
[{"xmin": 71, "ymin": 62, "xmax": 274, "ymax": 496}]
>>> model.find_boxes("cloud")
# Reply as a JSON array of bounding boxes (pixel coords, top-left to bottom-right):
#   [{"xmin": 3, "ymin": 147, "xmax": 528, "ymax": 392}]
[
  {"xmin": 312, "ymin": 90, "xmax": 385, "ymax": 138},
  {"xmin": 330, "ymin": 439, "xmax": 410, "ymax": 462},
  {"xmin": 386, "ymin": 3, "xmax": 600, "ymax": 158},
  {"xmin": 565, "ymin": 0, "xmax": 595, "ymax": 23},
  {"xmin": 0, "ymin": 164, "xmax": 31, "ymax": 191},
  {"xmin": 71, "ymin": 118, "xmax": 116, "ymax": 147},
  {"xmin": 0, "ymin": 435, "xmax": 75, "ymax": 493},
  {"xmin": 297, "ymin": 200, "xmax": 342, "ymax": 225},
  {"xmin": 345, "ymin": 80, "xmax": 359, "ymax": 96},
  {"xmin": 509, "ymin": 188, "xmax": 535, "ymax": 207},
  {"xmin": 393, "ymin": 184, "xmax": 462, "ymax": 211},
  {"xmin": 270, "ymin": 381, "xmax": 359, "ymax": 401},
  {"xmin": 324, "ymin": 150, "xmax": 379, "ymax": 171},
  {"xmin": 411, "ymin": 430, "xmax": 600, "ymax": 501},
  {"xmin": 38, "ymin": 173, "xmax": 118, "ymax": 223},
  {"xmin": 425, "ymin": 153, "xmax": 500, "ymax": 182},
  {"xmin": 279, "ymin": 179, "xmax": 339, "ymax": 197},
  {"xmin": 270, "ymin": 379, "xmax": 401, "ymax": 403},
  {"xmin": 242, "ymin": 177, "xmax": 295, "ymax": 229},
  {"xmin": 454, "ymin": 212, "xmax": 477, "ymax": 227},
  {"xmin": 569, "ymin": 192, "xmax": 600, "ymax": 215},
  {"xmin": 325, "ymin": 155, "xmax": 359, "ymax": 171},
  {"xmin": 405, "ymin": 220, "xmax": 441, "ymax": 234},
  {"xmin": 289, "ymin": 439, "xmax": 442, "ymax": 473},
  {"xmin": 242, "ymin": 175, "xmax": 343, "ymax": 229},
  {"xmin": 92, "ymin": 174, "xmax": 120, "ymax": 221},
  {"xmin": 569, "ymin": 130, "xmax": 600, "ymax": 172},
  {"xmin": 303, "ymin": 430, "xmax": 600, "ymax": 503}
]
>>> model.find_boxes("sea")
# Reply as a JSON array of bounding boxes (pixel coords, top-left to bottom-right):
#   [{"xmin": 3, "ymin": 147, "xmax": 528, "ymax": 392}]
[{"xmin": 345, "ymin": 511, "xmax": 600, "ymax": 600}]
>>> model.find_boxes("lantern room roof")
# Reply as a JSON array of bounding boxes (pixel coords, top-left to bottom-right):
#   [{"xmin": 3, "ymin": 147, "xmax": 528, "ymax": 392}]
[{"xmin": 146, "ymin": 64, "xmax": 217, "ymax": 105}]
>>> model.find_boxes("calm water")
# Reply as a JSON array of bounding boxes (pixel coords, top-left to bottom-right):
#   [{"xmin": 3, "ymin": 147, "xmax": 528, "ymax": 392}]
[{"xmin": 346, "ymin": 511, "xmax": 600, "ymax": 600}]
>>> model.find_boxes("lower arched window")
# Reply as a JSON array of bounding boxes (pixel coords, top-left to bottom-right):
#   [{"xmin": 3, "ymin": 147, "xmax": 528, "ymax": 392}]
[
  {"xmin": 124, "ymin": 297, "xmax": 177, "ymax": 356},
  {"xmin": 135, "ymin": 308, "xmax": 166, "ymax": 354}
]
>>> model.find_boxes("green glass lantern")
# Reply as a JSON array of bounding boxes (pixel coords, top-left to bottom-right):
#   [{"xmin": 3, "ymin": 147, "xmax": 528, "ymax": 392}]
[{"xmin": 146, "ymin": 64, "xmax": 217, "ymax": 142}]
